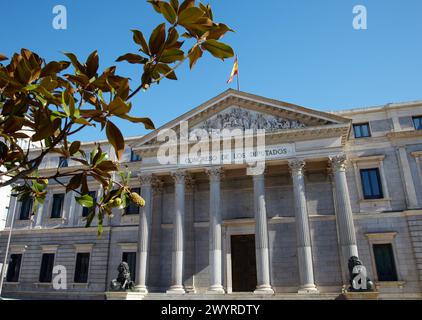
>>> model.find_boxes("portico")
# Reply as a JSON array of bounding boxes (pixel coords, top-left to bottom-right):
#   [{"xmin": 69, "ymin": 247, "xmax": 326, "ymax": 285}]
[{"xmin": 134, "ymin": 154, "xmax": 356, "ymax": 295}]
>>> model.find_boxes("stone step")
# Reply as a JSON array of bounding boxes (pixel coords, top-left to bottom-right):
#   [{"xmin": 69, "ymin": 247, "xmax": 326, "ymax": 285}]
[{"xmin": 142, "ymin": 293, "xmax": 340, "ymax": 300}]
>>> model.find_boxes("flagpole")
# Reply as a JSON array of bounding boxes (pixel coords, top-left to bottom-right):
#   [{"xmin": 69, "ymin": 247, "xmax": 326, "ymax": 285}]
[{"xmin": 236, "ymin": 55, "xmax": 240, "ymax": 91}]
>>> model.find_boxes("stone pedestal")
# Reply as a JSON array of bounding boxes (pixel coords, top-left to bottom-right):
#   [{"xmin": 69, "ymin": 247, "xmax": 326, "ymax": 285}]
[
  {"xmin": 105, "ymin": 291, "xmax": 146, "ymax": 300},
  {"xmin": 342, "ymin": 291, "xmax": 380, "ymax": 300}
]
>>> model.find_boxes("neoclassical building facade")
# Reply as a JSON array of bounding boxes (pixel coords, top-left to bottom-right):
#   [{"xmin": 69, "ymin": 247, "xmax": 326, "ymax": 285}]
[{"xmin": 1, "ymin": 90, "xmax": 422, "ymax": 299}]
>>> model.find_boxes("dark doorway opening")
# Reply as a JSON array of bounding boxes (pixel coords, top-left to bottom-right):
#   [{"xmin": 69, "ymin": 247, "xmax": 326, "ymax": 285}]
[{"xmin": 231, "ymin": 234, "xmax": 257, "ymax": 292}]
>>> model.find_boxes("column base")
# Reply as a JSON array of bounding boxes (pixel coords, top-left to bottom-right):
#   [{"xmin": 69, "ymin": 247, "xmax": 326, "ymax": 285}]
[
  {"xmin": 298, "ymin": 285, "xmax": 319, "ymax": 294},
  {"xmin": 134, "ymin": 285, "xmax": 149, "ymax": 294},
  {"xmin": 206, "ymin": 285, "xmax": 225, "ymax": 294},
  {"xmin": 166, "ymin": 286, "xmax": 186, "ymax": 295},
  {"xmin": 254, "ymin": 285, "xmax": 274, "ymax": 295}
]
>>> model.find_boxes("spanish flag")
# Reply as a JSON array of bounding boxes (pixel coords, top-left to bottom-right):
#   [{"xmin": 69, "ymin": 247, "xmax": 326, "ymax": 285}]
[{"xmin": 227, "ymin": 55, "xmax": 239, "ymax": 84}]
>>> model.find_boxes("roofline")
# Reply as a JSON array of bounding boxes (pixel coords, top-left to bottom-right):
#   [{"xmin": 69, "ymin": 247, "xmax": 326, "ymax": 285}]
[{"xmin": 332, "ymin": 100, "xmax": 422, "ymax": 116}]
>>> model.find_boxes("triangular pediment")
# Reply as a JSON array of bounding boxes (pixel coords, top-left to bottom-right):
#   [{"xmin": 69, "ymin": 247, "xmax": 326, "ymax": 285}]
[{"xmin": 135, "ymin": 89, "xmax": 350, "ymax": 147}]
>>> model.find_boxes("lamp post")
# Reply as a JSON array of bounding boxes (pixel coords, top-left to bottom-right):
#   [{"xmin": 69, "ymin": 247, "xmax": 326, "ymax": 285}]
[{"xmin": 0, "ymin": 191, "xmax": 17, "ymax": 298}]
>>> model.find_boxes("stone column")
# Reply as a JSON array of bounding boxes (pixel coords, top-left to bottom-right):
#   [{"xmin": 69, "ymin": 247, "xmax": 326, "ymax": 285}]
[
  {"xmin": 288, "ymin": 160, "xmax": 318, "ymax": 293},
  {"xmin": 167, "ymin": 170, "xmax": 187, "ymax": 294},
  {"xmin": 135, "ymin": 173, "xmax": 153, "ymax": 293},
  {"xmin": 397, "ymin": 147, "xmax": 419, "ymax": 209},
  {"xmin": 184, "ymin": 176, "xmax": 196, "ymax": 293},
  {"xmin": 329, "ymin": 154, "xmax": 359, "ymax": 271},
  {"xmin": 206, "ymin": 167, "xmax": 225, "ymax": 294},
  {"xmin": 66, "ymin": 191, "xmax": 77, "ymax": 227},
  {"xmin": 252, "ymin": 172, "xmax": 274, "ymax": 294}
]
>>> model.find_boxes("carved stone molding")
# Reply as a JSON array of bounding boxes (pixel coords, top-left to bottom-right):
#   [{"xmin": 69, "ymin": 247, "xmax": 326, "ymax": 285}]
[
  {"xmin": 329, "ymin": 154, "xmax": 348, "ymax": 172},
  {"xmin": 199, "ymin": 107, "xmax": 306, "ymax": 133},
  {"xmin": 139, "ymin": 173, "xmax": 153, "ymax": 187},
  {"xmin": 288, "ymin": 159, "xmax": 306, "ymax": 175},
  {"xmin": 206, "ymin": 167, "xmax": 224, "ymax": 182}
]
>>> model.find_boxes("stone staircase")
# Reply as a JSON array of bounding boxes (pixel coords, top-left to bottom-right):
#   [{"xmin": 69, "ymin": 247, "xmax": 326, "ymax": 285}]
[{"xmin": 142, "ymin": 292, "xmax": 340, "ymax": 300}]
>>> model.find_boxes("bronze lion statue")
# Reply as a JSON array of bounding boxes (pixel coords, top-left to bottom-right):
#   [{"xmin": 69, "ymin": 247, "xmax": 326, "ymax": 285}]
[
  {"xmin": 348, "ymin": 256, "xmax": 374, "ymax": 292},
  {"xmin": 110, "ymin": 262, "xmax": 135, "ymax": 291}
]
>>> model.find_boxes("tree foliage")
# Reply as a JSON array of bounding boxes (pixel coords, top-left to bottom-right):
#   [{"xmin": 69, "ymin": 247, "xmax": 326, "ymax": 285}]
[{"xmin": 0, "ymin": 0, "xmax": 234, "ymax": 234}]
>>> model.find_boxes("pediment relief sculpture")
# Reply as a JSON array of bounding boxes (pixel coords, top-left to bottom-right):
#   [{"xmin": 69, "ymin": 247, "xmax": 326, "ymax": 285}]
[{"xmin": 197, "ymin": 107, "xmax": 306, "ymax": 132}]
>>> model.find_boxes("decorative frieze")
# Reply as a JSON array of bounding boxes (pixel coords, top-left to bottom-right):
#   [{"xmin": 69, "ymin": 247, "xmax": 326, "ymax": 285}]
[{"xmin": 199, "ymin": 107, "xmax": 306, "ymax": 132}]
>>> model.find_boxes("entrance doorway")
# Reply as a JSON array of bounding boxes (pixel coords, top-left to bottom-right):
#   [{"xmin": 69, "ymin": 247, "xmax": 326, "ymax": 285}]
[{"xmin": 230, "ymin": 234, "xmax": 257, "ymax": 292}]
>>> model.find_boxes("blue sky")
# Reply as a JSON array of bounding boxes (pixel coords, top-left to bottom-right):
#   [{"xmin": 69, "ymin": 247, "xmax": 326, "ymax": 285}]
[{"xmin": 2, "ymin": 0, "xmax": 422, "ymax": 141}]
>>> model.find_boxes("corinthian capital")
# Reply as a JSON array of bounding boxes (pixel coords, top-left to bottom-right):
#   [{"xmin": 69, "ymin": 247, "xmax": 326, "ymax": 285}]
[
  {"xmin": 329, "ymin": 154, "xmax": 347, "ymax": 172},
  {"xmin": 152, "ymin": 178, "xmax": 164, "ymax": 193},
  {"xmin": 139, "ymin": 173, "xmax": 153, "ymax": 187},
  {"xmin": 288, "ymin": 159, "xmax": 306, "ymax": 175},
  {"xmin": 172, "ymin": 169, "xmax": 188, "ymax": 184},
  {"xmin": 206, "ymin": 167, "xmax": 224, "ymax": 182}
]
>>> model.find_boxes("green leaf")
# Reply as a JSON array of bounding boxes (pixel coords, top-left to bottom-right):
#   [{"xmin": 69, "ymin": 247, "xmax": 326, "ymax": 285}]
[
  {"xmin": 149, "ymin": 23, "xmax": 166, "ymax": 55},
  {"xmin": 106, "ymin": 121, "xmax": 125, "ymax": 160},
  {"xmin": 86, "ymin": 50, "xmax": 99, "ymax": 77},
  {"xmin": 116, "ymin": 53, "xmax": 148, "ymax": 64},
  {"xmin": 170, "ymin": 0, "xmax": 179, "ymax": 12},
  {"xmin": 159, "ymin": 1, "xmax": 177, "ymax": 24},
  {"xmin": 96, "ymin": 160, "xmax": 118, "ymax": 172},
  {"xmin": 63, "ymin": 52, "xmax": 84, "ymax": 73},
  {"xmin": 160, "ymin": 49, "xmax": 184, "ymax": 63},
  {"xmin": 67, "ymin": 173, "xmax": 83, "ymax": 192},
  {"xmin": 188, "ymin": 45, "xmax": 203, "ymax": 69},
  {"xmin": 131, "ymin": 30, "xmax": 150, "ymax": 55},
  {"xmin": 76, "ymin": 194, "xmax": 94, "ymax": 208},
  {"xmin": 117, "ymin": 114, "xmax": 155, "ymax": 129},
  {"xmin": 84, "ymin": 211, "xmax": 95, "ymax": 227},
  {"xmin": 40, "ymin": 61, "xmax": 70, "ymax": 77},
  {"xmin": 201, "ymin": 40, "xmax": 234, "ymax": 60},
  {"xmin": 69, "ymin": 141, "xmax": 81, "ymax": 156},
  {"xmin": 156, "ymin": 63, "xmax": 177, "ymax": 80},
  {"xmin": 108, "ymin": 96, "xmax": 131, "ymax": 115},
  {"xmin": 207, "ymin": 23, "xmax": 234, "ymax": 40},
  {"xmin": 179, "ymin": 0, "xmax": 195, "ymax": 13},
  {"xmin": 178, "ymin": 7, "xmax": 204, "ymax": 26}
]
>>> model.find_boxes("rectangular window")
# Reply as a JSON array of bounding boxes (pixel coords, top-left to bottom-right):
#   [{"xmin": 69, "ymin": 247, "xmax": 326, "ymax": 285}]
[
  {"xmin": 51, "ymin": 194, "xmax": 65, "ymax": 218},
  {"xmin": 74, "ymin": 252, "xmax": 90, "ymax": 283},
  {"xmin": 58, "ymin": 157, "xmax": 68, "ymax": 168},
  {"xmin": 130, "ymin": 150, "xmax": 141, "ymax": 162},
  {"xmin": 413, "ymin": 116, "xmax": 422, "ymax": 130},
  {"xmin": 82, "ymin": 191, "xmax": 97, "ymax": 218},
  {"xmin": 39, "ymin": 253, "xmax": 55, "ymax": 283},
  {"xmin": 19, "ymin": 197, "xmax": 33, "ymax": 220},
  {"xmin": 360, "ymin": 168, "xmax": 384, "ymax": 199},
  {"xmin": 353, "ymin": 123, "xmax": 371, "ymax": 138},
  {"xmin": 373, "ymin": 243, "xmax": 398, "ymax": 281},
  {"xmin": 122, "ymin": 252, "xmax": 136, "ymax": 281},
  {"xmin": 125, "ymin": 188, "xmax": 141, "ymax": 215},
  {"xmin": 6, "ymin": 254, "xmax": 22, "ymax": 282}
]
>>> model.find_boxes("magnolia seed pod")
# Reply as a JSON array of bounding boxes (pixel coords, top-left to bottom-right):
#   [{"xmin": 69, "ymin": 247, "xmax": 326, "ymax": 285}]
[{"xmin": 129, "ymin": 192, "xmax": 145, "ymax": 207}]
